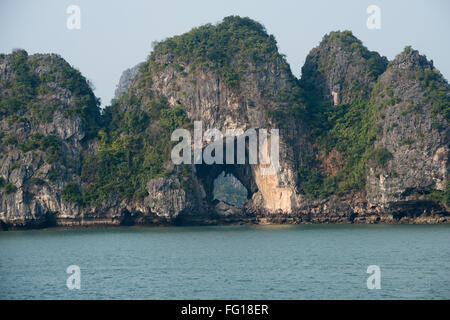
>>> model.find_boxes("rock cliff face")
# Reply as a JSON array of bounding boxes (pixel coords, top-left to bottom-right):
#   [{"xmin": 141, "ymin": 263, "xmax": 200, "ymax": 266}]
[
  {"xmin": 0, "ymin": 50, "xmax": 100, "ymax": 228},
  {"xmin": 0, "ymin": 17, "xmax": 448, "ymax": 230},
  {"xmin": 295, "ymin": 37, "xmax": 448, "ymax": 224},
  {"xmin": 366, "ymin": 48, "xmax": 448, "ymax": 207},
  {"xmin": 135, "ymin": 46, "xmax": 304, "ymax": 216}
]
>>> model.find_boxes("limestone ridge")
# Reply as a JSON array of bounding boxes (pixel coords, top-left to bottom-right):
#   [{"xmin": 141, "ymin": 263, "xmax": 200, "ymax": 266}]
[{"xmin": 0, "ymin": 16, "xmax": 448, "ymax": 229}]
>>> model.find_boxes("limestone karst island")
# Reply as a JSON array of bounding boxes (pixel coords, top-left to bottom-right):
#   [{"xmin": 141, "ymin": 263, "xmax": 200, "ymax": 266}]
[{"xmin": 0, "ymin": 16, "xmax": 448, "ymax": 230}]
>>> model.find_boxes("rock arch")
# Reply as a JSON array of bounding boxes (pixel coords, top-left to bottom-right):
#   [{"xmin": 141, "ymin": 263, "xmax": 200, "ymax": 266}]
[{"xmin": 194, "ymin": 138, "xmax": 258, "ymax": 214}]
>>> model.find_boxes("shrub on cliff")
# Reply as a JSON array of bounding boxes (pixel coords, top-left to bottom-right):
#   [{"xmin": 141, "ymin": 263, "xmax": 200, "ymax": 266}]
[
  {"xmin": 428, "ymin": 181, "xmax": 450, "ymax": 207},
  {"xmin": 18, "ymin": 133, "xmax": 62, "ymax": 164},
  {"xmin": 415, "ymin": 68, "xmax": 450, "ymax": 120},
  {"xmin": 3, "ymin": 181, "xmax": 17, "ymax": 194},
  {"xmin": 62, "ymin": 182, "xmax": 84, "ymax": 206},
  {"xmin": 372, "ymin": 147, "xmax": 393, "ymax": 168}
]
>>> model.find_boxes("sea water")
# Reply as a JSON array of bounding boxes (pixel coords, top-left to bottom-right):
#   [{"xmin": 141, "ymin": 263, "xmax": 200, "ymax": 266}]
[{"xmin": 0, "ymin": 224, "xmax": 449, "ymax": 299}]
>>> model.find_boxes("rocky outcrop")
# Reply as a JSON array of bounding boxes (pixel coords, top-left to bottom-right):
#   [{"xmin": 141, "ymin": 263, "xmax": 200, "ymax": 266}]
[
  {"xmin": 0, "ymin": 18, "xmax": 448, "ymax": 230},
  {"xmin": 114, "ymin": 63, "xmax": 141, "ymax": 100},
  {"xmin": 296, "ymin": 39, "xmax": 448, "ymax": 223},
  {"xmin": 0, "ymin": 50, "xmax": 98, "ymax": 228},
  {"xmin": 136, "ymin": 52, "xmax": 303, "ymax": 216},
  {"xmin": 365, "ymin": 48, "xmax": 449, "ymax": 207}
]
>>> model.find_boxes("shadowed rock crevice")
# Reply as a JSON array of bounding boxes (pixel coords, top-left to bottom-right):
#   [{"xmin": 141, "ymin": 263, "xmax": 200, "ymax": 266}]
[{"xmin": 194, "ymin": 139, "xmax": 258, "ymax": 216}]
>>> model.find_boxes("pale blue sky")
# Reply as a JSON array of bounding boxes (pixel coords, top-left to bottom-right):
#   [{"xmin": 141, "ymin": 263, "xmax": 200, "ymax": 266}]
[{"xmin": 1, "ymin": 0, "xmax": 449, "ymax": 107}]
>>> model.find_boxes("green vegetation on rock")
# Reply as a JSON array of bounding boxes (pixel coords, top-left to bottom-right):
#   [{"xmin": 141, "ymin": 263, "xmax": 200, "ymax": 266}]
[
  {"xmin": 415, "ymin": 68, "xmax": 450, "ymax": 120},
  {"xmin": 298, "ymin": 34, "xmax": 448, "ymax": 200},
  {"xmin": 19, "ymin": 133, "xmax": 62, "ymax": 164},
  {"xmin": 148, "ymin": 16, "xmax": 280, "ymax": 88},
  {"xmin": 3, "ymin": 181, "xmax": 17, "ymax": 194},
  {"xmin": 428, "ymin": 181, "xmax": 450, "ymax": 207},
  {"xmin": 372, "ymin": 147, "xmax": 393, "ymax": 168},
  {"xmin": 299, "ymin": 76, "xmax": 385, "ymax": 197},
  {"xmin": 62, "ymin": 182, "xmax": 84, "ymax": 205},
  {"xmin": 1, "ymin": 19, "xmax": 448, "ymax": 212},
  {"xmin": 0, "ymin": 50, "xmax": 38, "ymax": 120},
  {"xmin": 0, "ymin": 49, "xmax": 100, "ymax": 138},
  {"xmin": 81, "ymin": 98, "xmax": 190, "ymax": 206},
  {"xmin": 323, "ymin": 31, "xmax": 387, "ymax": 79}
]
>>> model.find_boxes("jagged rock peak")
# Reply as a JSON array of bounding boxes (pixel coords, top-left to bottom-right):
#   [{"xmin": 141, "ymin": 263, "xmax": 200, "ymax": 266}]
[
  {"xmin": 320, "ymin": 30, "xmax": 371, "ymax": 51},
  {"xmin": 389, "ymin": 46, "xmax": 435, "ymax": 71},
  {"xmin": 300, "ymin": 30, "xmax": 388, "ymax": 105},
  {"xmin": 0, "ymin": 49, "xmax": 101, "ymax": 138}
]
